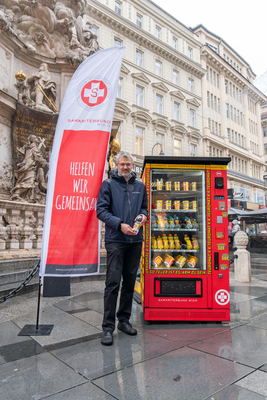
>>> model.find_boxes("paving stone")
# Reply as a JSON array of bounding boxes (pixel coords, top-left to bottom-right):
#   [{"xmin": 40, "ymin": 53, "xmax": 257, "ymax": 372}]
[{"xmin": 236, "ymin": 370, "xmax": 267, "ymax": 397}]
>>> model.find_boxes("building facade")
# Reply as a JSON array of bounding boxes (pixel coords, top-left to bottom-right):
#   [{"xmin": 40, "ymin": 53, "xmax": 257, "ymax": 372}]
[
  {"xmin": 192, "ymin": 25, "xmax": 267, "ymax": 209},
  {"xmin": 87, "ymin": 0, "xmax": 205, "ymax": 175}
]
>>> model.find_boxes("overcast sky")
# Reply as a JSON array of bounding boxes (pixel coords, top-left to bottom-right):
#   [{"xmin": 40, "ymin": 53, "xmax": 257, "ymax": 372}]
[{"xmin": 152, "ymin": 0, "xmax": 267, "ymax": 79}]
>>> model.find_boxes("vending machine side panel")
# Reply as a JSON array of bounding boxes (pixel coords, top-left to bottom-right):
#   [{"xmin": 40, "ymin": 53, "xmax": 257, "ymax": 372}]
[{"xmin": 210, "ymin": 167, "xmax": 230, "ymax": 318}]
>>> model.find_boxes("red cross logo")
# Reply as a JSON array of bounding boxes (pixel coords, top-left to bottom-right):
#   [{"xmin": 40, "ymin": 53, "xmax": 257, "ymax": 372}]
[
  {"xmin": 81, "ymin": 80, "xmax": 108, "ymax": 107},
  {"xmin": 215, "ymin": 289, "xmax": 230, "ymax": 305}
]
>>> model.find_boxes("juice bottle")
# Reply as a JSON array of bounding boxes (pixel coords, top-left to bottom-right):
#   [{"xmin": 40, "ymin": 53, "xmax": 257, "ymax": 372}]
[
  {"xmin": 157, "ymin": 236, "xmax": 163, "ymax": 249},
  {"xmin": 192, "ymin": 235, "xmax": 199, "ymax": 250},
  {"xmin": 174, "ymin": 234, "xmax": 181, "ymax": 249},
  {"xmin": 184, "ymin": 234, "xmax": 192, "ymax": 250}
]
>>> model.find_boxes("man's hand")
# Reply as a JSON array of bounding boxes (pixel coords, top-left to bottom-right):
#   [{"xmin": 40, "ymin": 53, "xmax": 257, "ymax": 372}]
[
  {"xmin": 140, "ymin": 214, "xmax": 147, "ymax": 227},
  {"xmin": 121, "ymin": 223, "xmax": 137, "ymax": 235}
]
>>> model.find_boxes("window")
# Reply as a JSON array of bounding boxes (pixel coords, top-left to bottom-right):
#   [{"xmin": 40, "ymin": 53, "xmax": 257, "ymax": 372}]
[
  {"xmin": 225, "ymin": 80, "xmax": 228, "ymax": 93},
  {"xmin": 173, "ymin": 70, "xmax": 179, "ymax": 85},
  {"xmin": 226, "ymin": 103, "xmax": 229, "ymax": 118},
  {"xmin": 173, "ymin": 37, "xmax": 177, "ymax": 50},
  {"xmin": 206, "ymin": 66, "xmax": 209, "ymax": 80},
  {"xmin": 227, "ymin": 128, "xmax": 230, "ymax": 140},
  {"xmin": 190, "ymin": 144, "xmax": 196, "ymax": 157},
  {"xmin": 136, "ymin": 14, "xmax": 142, "ymax": 28},
  {"xmin": 136, "ymin": 85, "xmax": 144, "ymax": 107},
  {"xmin": 155, "ymin": 26, "xmax": 161, "ymax": 39},
  {"xmin": 207, "ymin": 91, "xmax": 210, "ymax": 107},
  {"xmin": 208, "ymin": 118, "xmax": 211, "ymax": 129},
  {"xmin": 231, "ymin": 130, "xmax": 234, "ymax": 142},
  {"xmin": 114, "ymin": 38, "xmax": 122, "ymax": 47},
  {"xmin": 233, "ymin": 85, "xmax": 235, "ymax": 99},
  {"xmin": 236, "ymin": 87, "xmax": 238, "ymax": 99},
  {"xmin": 174, "ymin": 138, "xmax": 181, "ymax": 156},
  {"xmin": 238, "ymin": 133, "xmax": 240, "ymax": 146},
  {"xmin": 115, "ymin": 1, "xmax": 121, "ymax": 15},
  {"xmin": 229, "ymin": 82, "xmax": 232, "ymax": 96},
  {"xmin": 239, "ymin": 90, "xmax": 242, "ymax": 103},
  {"xmin": 241, "ymin": 135, "xmax": 244, "ymax": 147},
  {"xmin": 241, "ymin": 160, "xmax": 244, "ymax": 173},
  {"xmin": 245, "ymin": 161, "xmax": 247, "ymax": 174},
  {"xmin": 213, "ymin": 71, "xmax": 216, "ymax": 86},
  {"xmin": 155, "ymin": 61, "xmax": 162, "ymax": 77},
  {"xmin": 210, "ymin": 68, "xmax": 212, "ymax": 82},
  {"xmin": 156, "ymin": 133, "xmax": 164, "ymax": 155},
  {"xmin": 188, "ymin": 78, "xmax": 193, "ymax": 93},
  {"xmin": 190, "ymin": 109, "xmax": 195, "ymax": 127},
  {"xmin": 263, "ymin": 127, "xmax": 267, "ymax": 137},
  {"xmin": 214, "ymin": 96, "xmax": 217, "ymax": 112},
  {"xmin": 240, "ymin": 112, "xmax": 243, "ymax": 126},
  {"xmin": 212, "ymin": 120, "xmax": 214, "ymax": 133},
  {"xmin": 188, "ymin": 47, "xmax": 192, "ymax": 59},
  {"xmin": 215, "ymin": 122, "xmax": 218, "ymax": 135},
  {"xmin": 90, "ymin": 26, "xmax": 98, "ymax": 36},
  {"xmin": 117, "ymin": 78, "xmax": 122, "ymax": 99},
  {"xmin": 217, "ymin": 73, "xmax": 219, "ymax": 88},
  {"xmin": 135, "ymin": 126, "xmax": 143, "ymax": 155},
  {"xmin": 174, "ymin": 102, "xmax": 180, "ymax": 121},
  {"xmin": 209, "ymin": 146, "xmax": 212, "ymax": 157},
  {"xmin": 219, "ymin": 124, "xmax": 221, "ymax": 136},
  {"xmin": 218, "ymin": 98, "xmax": 220, "ymax": 113},
  {"xmin": 230, "ymin": 105, "xmax": 233, "ymax": 120},
  {"xmin": 210, "ymin": 94, "xmax": 213, "ymax": 109},
  {"xmin": 136, "ymin": 50, "xmax": 143, "ymax": 67},
  {"xmin": 237, "ymin": 110, "xmax": 239, "ymax": 124},
  {"xmin": 156, "ymin": 94, "xmax": 163, "ymax": 114},
  {"xmin": 234, "ymin": 108, "xmax": 236, "ymax": 122},
  {"xmin": 264, "ymin": 144, "xmax": 267, "ymax": 155},
  {"xmin": 235, "ymin": 132, "xmax": 237, "ymax": 144}
]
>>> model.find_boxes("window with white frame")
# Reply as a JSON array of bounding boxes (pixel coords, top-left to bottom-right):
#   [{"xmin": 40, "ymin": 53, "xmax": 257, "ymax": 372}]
[
  {"xmin": 173, "ymin": 70, "xmax": 179, "ymax": 85},
  {"xmin": 206, "ymin": 66, "xmax": 209, "ymax": 80},
  {"xmin": 155, "ymin": 133, "xmax": 164, "ymax": 155},
  {"xmin": 174, "ymin": 138, "xmax": 181, "ymax": 156},
  {"xmin": 226, "ymin": 103, "xmax": 229, "ymax": 118},
  {"xmin": 207, "ymin": 91, "xmax": 210, "ymax": 107},
  {"xmin": 115, "ymin": 1, "xmax": 121, "ymax": 15},
  {"xmin": 117, "ymin": 78, "xmax": 122, "ymax": 99},
  {"xmin": 190, "ymin": 144, "xmax": 197, "ymax": 156},
  {"xmin": 218, "ymin": 98, "xmax": 220, "ymax": 113},
  {"xmin": 136, "ymin": 50, "xmax": 143, "ymax": 67},
  {"xmin": 136, "ymin": 14, "xmax": 142, "ymax": 28},
  {"xmin": 263, "ymin": 126, "xmax": 267, "ymax": 137},
  {"xmin": 155, "ymin": 61, "xmax": 162, "ymax": 77},
  {"xmin": 172, "ymin": 37, "xmax": 177, "ymax": 50},
  {"xmin": 214, "ymin": 96, "xmax": 217, "ymax": 111},
  {"xmin": 227, "ymin": 128, "xmax": 230, "ymax": 140},
  {"xmin": 174, "ymin": 102, "xmax": 180, "ymax": 121},
  {"xmin": 264, "ymin": 144, "xmax": 267, "ymax": 155},
  {"xmin": 135, "ymin": 126, "xmax": 144, "ymax": 155},
  {"xmin": 188, "ymin": 47, "xmax": 192, "ymax": 59},
  {"xmin": 188, "ymin": 78, "xmax": 193, "ymax": 93},
  {"xmin": 225, "ymin": 79, "xmax": 228, "ymax": 94},
  {"xmin": 90, "ymin": 26, "xmax": 98, "ymax": 36},
  {"xmin": 190, "ymin": 109, "xmax": 195, "ymax": 127},
  {"xmin": 114, "ymin": 38, "xmax": 122, "ymax": 47},
  {"xmin": 155, "ymin": 26, "xmax": 161, "ymax": 39},
  {"xmin": 136, "ymin": 85, "xmax": 144, "ymax": 107},
  {"xmin": 156, "ymin": 94, "xmax": 163, "ymax": 114},
  {"xmin": 210, "ymin": 94, "xmax": 213, "ymax": 109}
]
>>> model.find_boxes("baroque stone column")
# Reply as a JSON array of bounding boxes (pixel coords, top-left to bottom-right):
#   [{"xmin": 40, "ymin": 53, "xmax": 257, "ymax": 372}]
[{"xmin": 5, "ymin": 209, "xmax": 21, "ymax": 249}]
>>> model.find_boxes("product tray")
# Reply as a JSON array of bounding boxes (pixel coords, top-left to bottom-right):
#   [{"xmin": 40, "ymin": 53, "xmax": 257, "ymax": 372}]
[
  {"xmin": 153, "ymin": 209, "xmax": 198, "ymax": 212},
  {"xmin": 151, "ymin": 249, "xmax": 199, "ymax": 253},
  {"xmin": 152, "ymin": 228, "xmax": 198, "ymax": 231}
]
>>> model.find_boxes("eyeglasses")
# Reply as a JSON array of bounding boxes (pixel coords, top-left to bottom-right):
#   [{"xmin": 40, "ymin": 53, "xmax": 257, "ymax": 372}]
[{"xmin": 117, "ymin": 163, "xmax": 132, "ymax": 167}]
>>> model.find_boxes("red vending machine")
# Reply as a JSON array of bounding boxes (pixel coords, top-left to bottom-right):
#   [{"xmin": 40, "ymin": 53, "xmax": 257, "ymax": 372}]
[{"xmin": 141, "ymin": 156, "xmax": 231, "ymax": 322}]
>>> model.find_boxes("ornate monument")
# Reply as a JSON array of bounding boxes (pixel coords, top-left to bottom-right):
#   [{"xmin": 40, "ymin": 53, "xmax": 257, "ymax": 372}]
[{"xmin": 0, "ymin": 0, "xmax": 101, "ymax": 257}]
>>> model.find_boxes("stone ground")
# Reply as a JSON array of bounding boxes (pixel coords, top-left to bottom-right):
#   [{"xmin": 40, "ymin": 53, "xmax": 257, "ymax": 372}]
[{"xmin": 0, "ymin": 255, "xmax": 267, "ymax": 399}]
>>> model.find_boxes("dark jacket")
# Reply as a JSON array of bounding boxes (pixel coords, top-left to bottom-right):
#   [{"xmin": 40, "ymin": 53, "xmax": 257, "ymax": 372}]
[{"xmin": 96, "ymin": 169, "xmax": 148, "ymax": 243}]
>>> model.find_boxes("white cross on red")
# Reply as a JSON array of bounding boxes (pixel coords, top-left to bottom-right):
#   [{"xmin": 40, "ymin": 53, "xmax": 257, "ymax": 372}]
[
  {"xmin": 215, "ymin": 289, "xmax": 230, "ymax": 305},
  {"xmin": 218, "ymin": 292, "xmax": 227, "ymax": 302},
  {"xmin": 84, "ymin": 82, "xmax": 105, "ymax": 104}
]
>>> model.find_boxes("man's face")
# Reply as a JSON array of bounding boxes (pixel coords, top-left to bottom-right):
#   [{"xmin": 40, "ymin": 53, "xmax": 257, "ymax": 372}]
[{"xmin": 116, "ymin": 157, "xmax": 133, "ymax": 179}]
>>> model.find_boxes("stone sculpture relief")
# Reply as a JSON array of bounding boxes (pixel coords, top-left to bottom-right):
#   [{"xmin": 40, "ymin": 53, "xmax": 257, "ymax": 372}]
[
  {"xmin": 10, "ymin": 134, "xmax": 49, "ymax": 203},
  {"xmin": 0, "ymin": 0, "xmax": 99, "ymax": 64}
]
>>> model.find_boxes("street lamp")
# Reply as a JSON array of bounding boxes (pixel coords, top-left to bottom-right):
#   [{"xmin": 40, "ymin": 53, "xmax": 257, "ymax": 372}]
[{"xmin": 152, "ymin": 143, "xmax": 165, "ymax": 156}]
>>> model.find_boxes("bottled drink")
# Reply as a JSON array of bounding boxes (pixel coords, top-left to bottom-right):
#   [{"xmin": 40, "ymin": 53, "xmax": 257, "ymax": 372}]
[{"xmin": 133, "ymin": 214, "xmax": 143, "ymax": 233}]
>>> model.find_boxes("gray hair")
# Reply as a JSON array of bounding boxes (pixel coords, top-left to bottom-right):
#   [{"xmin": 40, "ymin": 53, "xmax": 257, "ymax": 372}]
[{"xmin": 115, "ymin": 151, "xmax": 134, "ymax": 164}]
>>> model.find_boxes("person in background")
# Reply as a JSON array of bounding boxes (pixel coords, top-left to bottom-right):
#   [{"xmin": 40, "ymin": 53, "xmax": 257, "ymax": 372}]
[{"xmin": 97, "ymin": 151, "xmax": 148, "ymax": 346}]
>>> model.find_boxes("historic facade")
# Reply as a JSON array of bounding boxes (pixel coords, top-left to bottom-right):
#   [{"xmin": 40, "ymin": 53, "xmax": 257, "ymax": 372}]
[
  {"xmin": 192, "ymin": 25, "xmax": 267, "ymax": 209},
  {"xmin": 86, "ymin": 0, "xmax": 205, "ymax": 175}
]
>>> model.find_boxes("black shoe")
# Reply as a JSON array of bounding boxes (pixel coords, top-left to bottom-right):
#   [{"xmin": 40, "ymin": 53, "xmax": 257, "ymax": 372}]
[
  {"xmin": 118, "ymin": 321, "xmax": 137, "ymax": 335},
  {"xmin": 101, "ymin": 331, "xmax": 113, "ymax": 345}
]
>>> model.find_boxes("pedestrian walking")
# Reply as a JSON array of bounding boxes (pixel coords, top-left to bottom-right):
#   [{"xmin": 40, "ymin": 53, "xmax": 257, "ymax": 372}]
[{"xmin": 96, "ymin": 151, "xmax": 148, "ymax": 345}]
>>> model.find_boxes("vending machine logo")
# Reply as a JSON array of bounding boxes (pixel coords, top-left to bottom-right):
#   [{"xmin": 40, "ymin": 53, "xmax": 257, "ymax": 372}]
[
  {"xmin": 215, "ymin": 289, "xmax": 230, "ymax": 305},
  {"xmin": 220, "ymin": 264, "xmax": 228, "ymax": 271},
  {"xmin": 221, "ymin": 253, "xmax": 229, "ymax": 261},
  {"xmin": 217, "ymin": 243, "xmax": 226, "ymax": 251},
  {"xmin": 77, "ymin": 77, "xmax": 111, "ymax": 111}
]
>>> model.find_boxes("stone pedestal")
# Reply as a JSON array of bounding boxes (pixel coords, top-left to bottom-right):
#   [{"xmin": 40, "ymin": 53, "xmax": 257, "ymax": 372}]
[{"xmin": 234, "ymin": 231, "xmax": 251, "ymax": 283}]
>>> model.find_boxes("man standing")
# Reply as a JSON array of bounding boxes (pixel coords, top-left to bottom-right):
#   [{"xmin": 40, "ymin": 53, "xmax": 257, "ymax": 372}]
[{"xmin": 97, "ymin": 151, "xmax": 147, "ymax": 345}]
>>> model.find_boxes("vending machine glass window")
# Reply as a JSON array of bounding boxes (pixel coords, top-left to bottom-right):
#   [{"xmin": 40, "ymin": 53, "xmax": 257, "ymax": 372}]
[{"xmin": 150, "ymin": 169, "xmax": 206, "ymax": 271}]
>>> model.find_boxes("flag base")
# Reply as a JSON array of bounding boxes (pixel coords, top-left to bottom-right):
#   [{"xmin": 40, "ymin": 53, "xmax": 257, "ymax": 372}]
[{"xmin": 18, "ymin": 324, "xmax": 54, "ymax": 336}]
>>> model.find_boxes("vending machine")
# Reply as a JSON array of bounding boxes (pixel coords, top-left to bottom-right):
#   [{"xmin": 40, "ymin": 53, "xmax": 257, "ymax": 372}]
[{"xmin": 140, "ymin": 156, "xmax": 231, "ymax": 322}]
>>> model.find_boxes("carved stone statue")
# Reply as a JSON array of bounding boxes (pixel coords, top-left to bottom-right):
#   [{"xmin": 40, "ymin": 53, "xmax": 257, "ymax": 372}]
[
  {"xmin": 10, "ymin": 134, "xmax": 49, "ymax": 202},
  {"xmin": 26, "ymin": 63, "xmax": 57, "ymax": 113},
  {"xmin": 0, "ymin": 0, "xmax": 99, "ymax": 65},
  {"xmin": 14, "ymin": 70, "xmax": 28, "ymax": 104}
]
